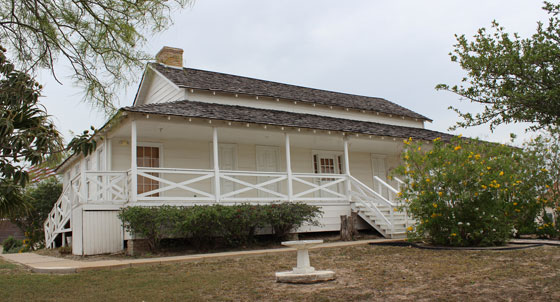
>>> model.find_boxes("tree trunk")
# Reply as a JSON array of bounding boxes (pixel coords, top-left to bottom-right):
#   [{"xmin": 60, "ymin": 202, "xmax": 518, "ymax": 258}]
[
  {"xmin": 340, "ymin": 215, "xmax": 351, "ymax": 241},
  {"xmin": 350, "ymin": 211, "xmax": 359, "ymax": 237}
]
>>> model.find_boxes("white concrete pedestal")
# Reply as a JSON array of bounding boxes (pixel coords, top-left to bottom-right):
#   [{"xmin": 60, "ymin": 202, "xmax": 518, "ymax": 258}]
[{"xmin": 275, "ymin": 240, "xmax": 336, "ymax": 284}]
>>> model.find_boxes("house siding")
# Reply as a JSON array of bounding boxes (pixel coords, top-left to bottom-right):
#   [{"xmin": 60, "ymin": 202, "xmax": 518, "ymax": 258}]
[{"xmin": 141, "ymin": 71, "xmax": 185, "ymax": 105}]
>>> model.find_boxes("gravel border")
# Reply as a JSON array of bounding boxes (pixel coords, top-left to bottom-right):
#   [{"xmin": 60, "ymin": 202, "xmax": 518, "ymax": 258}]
[{"xmin": 368, "ymin": 241, "xmax": 544, "ymax": 251}]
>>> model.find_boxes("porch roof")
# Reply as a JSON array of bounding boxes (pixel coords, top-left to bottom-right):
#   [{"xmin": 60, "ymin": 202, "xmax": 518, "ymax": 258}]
[
  {"xmin": 150, "ymin": 63, "xmax": 431, "ymax": 121},
  {"xmin": 122, "ymin": 100, "xmax": 453, "ymax": 141}
]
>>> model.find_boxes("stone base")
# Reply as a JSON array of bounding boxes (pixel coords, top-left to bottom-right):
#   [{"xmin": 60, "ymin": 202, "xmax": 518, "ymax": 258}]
[
  {"xmin": 275, "ymin": 270, "xmax": 336, "ymax": 284},
  {"xmin": 126, "ymin": 239, "xmax": 151, "ymax": 256}
]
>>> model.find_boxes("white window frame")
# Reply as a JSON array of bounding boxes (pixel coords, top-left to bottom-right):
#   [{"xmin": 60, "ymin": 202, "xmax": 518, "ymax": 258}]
[{"xmin": 311, "ymin": 150, "xmax": 344, "ymax": 174}]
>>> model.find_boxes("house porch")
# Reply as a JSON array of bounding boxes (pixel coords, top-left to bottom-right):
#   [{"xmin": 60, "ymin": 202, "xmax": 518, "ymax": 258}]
[{"xmin": 47, "ymin": 114, "xmax": 411, "ymax": 254}]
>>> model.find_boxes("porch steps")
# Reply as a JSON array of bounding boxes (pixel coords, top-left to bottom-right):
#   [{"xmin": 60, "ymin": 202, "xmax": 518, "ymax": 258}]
[{"xmin": 348, "ymin": 176, "xmax": 413, "ymax": 239}]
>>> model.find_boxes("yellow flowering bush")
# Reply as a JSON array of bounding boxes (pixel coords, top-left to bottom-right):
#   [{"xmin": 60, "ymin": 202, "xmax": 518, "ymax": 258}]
[
  {"xmin": 394, "ymin": 136, "xmax": 550, "ymax": 246},
  {"xmin": 523, "ymin": 128, "xmax": 560, "ymax": 238}
]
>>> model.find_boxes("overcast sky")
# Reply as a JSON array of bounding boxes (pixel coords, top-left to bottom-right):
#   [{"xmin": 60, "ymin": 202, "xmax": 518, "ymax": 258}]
[{"xmin": 38, "ymin": 0, "xmax": 550, "ymax": 144}]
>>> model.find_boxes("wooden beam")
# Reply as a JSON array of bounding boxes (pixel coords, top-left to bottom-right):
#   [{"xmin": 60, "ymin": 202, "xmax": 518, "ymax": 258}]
[
  {"xmin": 213, "ymin": 127, "xmax": 220, "ymax": 203},
  {"xmin": 285, "ymin": 133, "xmax": 293, "ymax": 202},
  {"xmin": 344, "ymin": 136, "xmax": 351, "ymax": 201},
  {"xmin": 131, "ymin": 120, "xmax": 137, "ymax": 202}
]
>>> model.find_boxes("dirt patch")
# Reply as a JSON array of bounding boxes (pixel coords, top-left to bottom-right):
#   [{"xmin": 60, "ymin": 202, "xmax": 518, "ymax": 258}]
[{"xmin": 1, "ymin": 245, "xmax": 559, "ymax": 301}]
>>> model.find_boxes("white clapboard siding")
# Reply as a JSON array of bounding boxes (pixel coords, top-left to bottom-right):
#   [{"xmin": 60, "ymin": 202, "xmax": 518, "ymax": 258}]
[
  {"xmin": 82, "ymin": 210, "xmax": 123, "ymax": 255},
  {"xmin": 143, "ymin": 71, "xmax": 184, "ymax": 105},
  {"xmin": 297, "ymin": 204, "xmax": 352, "ymax": 232}
]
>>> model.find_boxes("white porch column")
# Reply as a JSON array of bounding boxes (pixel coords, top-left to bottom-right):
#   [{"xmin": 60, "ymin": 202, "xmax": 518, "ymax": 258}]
[
  {"xmin": 343, "ymin": 136, "xmax": 351, "ymax": 201},
  {"xmin": 80, "ymin": 157, "xmax": 87, "ymax": 203},
  {"xmin": 130, "ymin": 120, "xmax": 138, "ymax": 202},
  {"xmin": 285, "ymin": 133, "xmax": 293, "ymax": 202},
  {"xmin": 213, "ymin": 127, "xmax": 220, "ymax": 203}
]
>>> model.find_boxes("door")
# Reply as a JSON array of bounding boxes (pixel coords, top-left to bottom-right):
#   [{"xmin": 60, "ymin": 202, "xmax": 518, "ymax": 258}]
[
  {"xmin": 137, "ymin": 145, "xmax": 161, "ymax": 197},
  {"xmin": 371, "ymin": 155, "xmax": 389, "ymax": 199},
  {"xmin": 219, "ymin": 144, "xmax": 237, "ymax": 195},
  {"xmin": 256, "ymin": 146, "xmax": 280, "ymax": 197},
  {"xmin": 313, "ymin": 152, "xmax": 343, "ymax": 198}
]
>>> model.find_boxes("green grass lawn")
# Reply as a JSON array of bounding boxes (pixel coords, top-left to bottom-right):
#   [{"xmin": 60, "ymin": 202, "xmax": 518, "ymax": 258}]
[{"xmin": 1, "ymin": 245, "xmax": 559, "ymax": 301}]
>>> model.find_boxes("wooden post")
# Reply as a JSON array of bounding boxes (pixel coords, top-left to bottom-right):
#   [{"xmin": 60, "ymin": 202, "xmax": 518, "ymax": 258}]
[
  {"xmin": 340, "ymin": 215, "xmax": 351, "ymax": 241},
  {"xmin": 213, "ymin": 127, "xmax": 220, "ymax": 203},
  {"xmin": 80, "ymin": 157, "xmax": 87, "ymax": 203},
  {"xmin": 350, "ymin": 211, "xmax": 359, "ymax": 237},
  {"xmin": 285, "ymin": 133, "xmax": 293, "ymax": 202},
  {"xmin": 130, "ymin": 120, "xmax": 138, "ymax": 202},
  {"xmin": 341, "ymin": 211, "xmax": 359, "ymax": 241},
  {"xmin": 343, "ymin": 136, "xmax": 351, "ymax": 201}
]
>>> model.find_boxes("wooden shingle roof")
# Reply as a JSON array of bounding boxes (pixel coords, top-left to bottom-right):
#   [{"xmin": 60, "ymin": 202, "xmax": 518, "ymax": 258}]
[
  {"xmin": 150, "ymin": 63, "xmax": 431, "ymax": 121},
  {"xmin": 123, "ymin": 100, "xmax": 451, "ymax": 141}
]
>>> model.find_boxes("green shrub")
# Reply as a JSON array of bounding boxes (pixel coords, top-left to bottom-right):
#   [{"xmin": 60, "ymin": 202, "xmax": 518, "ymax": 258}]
[
  {"xmin": 394, "ymin": 136, "xmax": 549, "ymax": 247},
  {"xmin": 264, "ymin": 202, "xmax": 322, "ymax": 238},
  {"xmin": 119, "ymin": 203, "xmax": 322, "ymax": 251},
  {"xmin": 118, "ymin": 205, "xmax": 177, "ymax": 250},
  {"xmin": 9, "ymin": 179, "xmax": 62, "ymax": 250},
  {"xmin": 2, "ymin": 236, "xmax": 23, "ymax": 253}
]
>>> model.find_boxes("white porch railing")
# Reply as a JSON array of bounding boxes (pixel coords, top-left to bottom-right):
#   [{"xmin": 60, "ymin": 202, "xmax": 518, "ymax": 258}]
[
  {"xmin": 85, "ymin": 171, "xmax": 129, "ymax": 203},
  {"xmin": 44, "ymin": 183, "xmax": 72, "ymax": 248},
  {"xmin": 45, "ymin": 167, "xmax": 411, "ymax": 247},
  {"xmin": 134, "ymin": 167, "xmax": 347, "ymax": 203}
]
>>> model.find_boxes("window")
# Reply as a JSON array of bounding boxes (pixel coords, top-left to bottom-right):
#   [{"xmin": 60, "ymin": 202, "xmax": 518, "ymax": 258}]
[{"xmin": 137, "ymin": 146, "xmax": 160, "ymax": 197}]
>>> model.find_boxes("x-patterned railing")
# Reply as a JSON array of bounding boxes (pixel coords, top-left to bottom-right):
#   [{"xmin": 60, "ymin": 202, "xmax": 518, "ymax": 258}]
[{"xmin": 44, "ymin": 183, "xmax": 73, "ymax": 248}]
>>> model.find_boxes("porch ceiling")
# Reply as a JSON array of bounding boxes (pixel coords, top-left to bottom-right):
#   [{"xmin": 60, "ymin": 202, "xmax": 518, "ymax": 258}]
[{"xmin": 112, "ymin": 117, "xmax": 403, "ymax": 153}]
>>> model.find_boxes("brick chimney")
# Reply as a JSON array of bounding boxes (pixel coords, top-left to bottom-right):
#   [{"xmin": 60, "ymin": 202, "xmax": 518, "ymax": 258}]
[{"xmin": 155, "ymin": 46, "xmax": 184, "ymax": 68}]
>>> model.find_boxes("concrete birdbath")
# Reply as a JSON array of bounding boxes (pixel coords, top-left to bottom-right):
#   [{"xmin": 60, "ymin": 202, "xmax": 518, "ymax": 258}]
[{"xmin": 275, "ymin": 240, "xmax": 336, "ymax": 283}]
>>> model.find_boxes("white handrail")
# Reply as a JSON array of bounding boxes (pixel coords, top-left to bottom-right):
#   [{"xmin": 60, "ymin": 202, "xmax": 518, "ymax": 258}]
[
  {"xmin": 350, "ymin": 175, "xmax": 396, "ymax": 207},
  {"xmin": 373, "ymin": 176, "xmax": 399, "ymax": 194}
]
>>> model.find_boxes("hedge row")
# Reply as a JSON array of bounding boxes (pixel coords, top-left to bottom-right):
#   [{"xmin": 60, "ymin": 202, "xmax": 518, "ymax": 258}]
[{"xmin": 118, "ymin": 203, "xmax": 322, "ymax": 250}]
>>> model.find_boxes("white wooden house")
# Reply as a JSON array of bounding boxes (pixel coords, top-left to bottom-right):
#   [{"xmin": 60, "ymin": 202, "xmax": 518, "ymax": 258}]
[{"xmin": 45, "ymin": 47, "xmax": 453, "ymax": 255}]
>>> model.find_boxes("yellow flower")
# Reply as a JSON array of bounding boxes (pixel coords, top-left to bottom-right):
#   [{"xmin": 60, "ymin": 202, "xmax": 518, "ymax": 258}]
[
  {"xmin": 431, "ymin": 213, "xmax": 438, "ymax": 218},
  {"xmin": 454, "ymin": 146, "xmax": 462, "ymax": 151},
  {"xmin": 451, "ymin": 233, "xmax": 457, "ymax": 237},
  {"xmin": 406, "ymin": 226, "xmax": 414, "ymax": 231},
  {"xmin": 481, "ymin": 185, "xmax": 487, "ymax": 189},
  {"xmin": 541, "ymin": 168, "xmax": 548, "ymax": 172},
  {"xmin": 432, "ymin": 203, "xmax": 438, "ymax": 208},
  {"xmin": 513, "ymin": 202, "xmax": 518, "ymax": 206},
  {"xmin": 403, "ymin": 139, "xmax": 410, "ymax": 145},
  {"xmin": 499, "ymin": 171, "xmax": 504, "ymax": 176},
  {"xmin": 545, "ymin": 184, "xmax": 550, "ymax": 188},
  {"xmin": 404, "ymin": 154, "xmax": 409, "ymax": 160},
  {"xmin": 515, "ymin": 209, "xmax": 521, "ymax": 212},
  {"xmin": 458, "ymin": 134, "xmax": 463, "ymax": 138},
  {"xmin": 480, "ymin": 172, "xmax": 484, "ymax": 176},
  {"xmin": 418, "ymin": 146, "xmax": 421, "ymax": 151},
  {"xmin": 426, "ymin": 178, "xmax": 431, "ymax": 183},
  {"xmin": 474, "ymin": 192, "xmax": 479, "ymax": 196},
  {"xmin": 487, "ymin": 166, "xmax": 491, "ymax": 170},
  {"xmin": 474, "ymin": 154, "xmax": 481, "ymax": 160},
  {"xmin": 433, "ymin": 137, "xmax": 441, "ymax": 142},
  {"xmin": 438, "ymin": 191, "xmax": 443, "ymax": 197}
]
